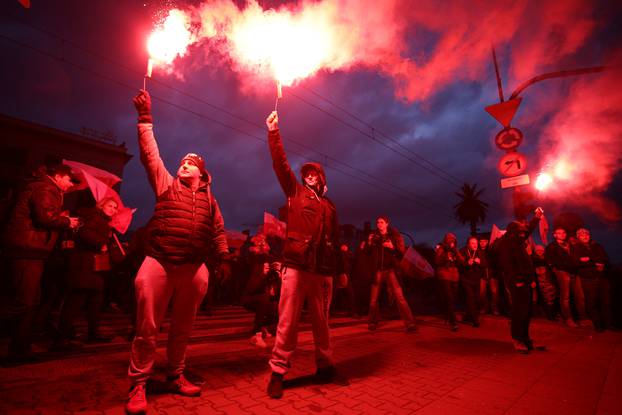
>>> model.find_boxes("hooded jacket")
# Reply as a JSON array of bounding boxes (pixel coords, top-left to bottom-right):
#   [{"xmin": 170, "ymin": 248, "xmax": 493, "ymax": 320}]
[
  {"xmin": 435, "ymin": 233, "xmax": 462, "ymax": 281},
  {"xmin": 138, "ymin": 123, "xmax": 228, "ymax": 264},
  {"xmin": 496, "ymin": 217, "xmax": 539, "ymax": 285},
  {"xmin": 268, "ymin": 129, "xmax": 340, "ymax": 275},
  {"xmin": 3, "ymin": 172, "xmax": 71, "ymax": 259}
]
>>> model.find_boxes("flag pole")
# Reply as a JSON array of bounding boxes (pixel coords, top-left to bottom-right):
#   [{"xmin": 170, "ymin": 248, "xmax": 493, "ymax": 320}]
[
  {"xmin": 112, "ymin": 233, "xmax": 126, "ymax": 257},
  {"xmin": 274, "ymin": 81, "xmax": 282, "ymax": 111}
]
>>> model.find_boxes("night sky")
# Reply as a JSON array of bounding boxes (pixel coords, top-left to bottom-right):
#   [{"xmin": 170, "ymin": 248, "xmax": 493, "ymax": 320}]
[{"xmin": 1, "ymin": 0, "xmax": 621, "ymax": 260}]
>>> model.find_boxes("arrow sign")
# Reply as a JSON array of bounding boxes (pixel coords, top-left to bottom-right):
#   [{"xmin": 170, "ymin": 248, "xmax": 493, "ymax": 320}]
[{"xmin": 485, "ymin": 98, "xmax": 522, "ymax": 127}]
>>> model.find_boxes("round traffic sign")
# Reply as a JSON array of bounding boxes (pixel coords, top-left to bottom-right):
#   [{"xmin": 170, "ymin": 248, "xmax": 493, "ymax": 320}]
[
  {"xmin": 495, "ymin": 127, "xmax": 523, "ymax": 150},
  {"xmin": 498, "ymin": 151, "xmax": 527, "ymax": 177}
]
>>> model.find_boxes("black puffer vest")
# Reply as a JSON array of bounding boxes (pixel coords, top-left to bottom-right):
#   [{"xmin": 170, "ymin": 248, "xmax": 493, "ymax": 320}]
[{"xmin": 147, "ymin": 178, "xmax": 215, "ymax": 264}]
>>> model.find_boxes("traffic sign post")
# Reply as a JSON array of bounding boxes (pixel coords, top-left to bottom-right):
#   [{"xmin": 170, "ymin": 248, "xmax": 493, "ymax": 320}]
[
  {"xmin": 497, "ymin": 151, "xmax": 527, "ymax": 177},
  {"xmin": 485, "ymin": 98, "xmax": 522, "ymax": 127},
  {"xmin": 495, "ymin": 127, "xmax": 523, "ymax": 150}
]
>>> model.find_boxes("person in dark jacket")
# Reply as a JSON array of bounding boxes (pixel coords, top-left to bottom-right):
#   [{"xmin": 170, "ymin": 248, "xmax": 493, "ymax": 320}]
[
  {"xmin": 241, "ymin": 233, "xmax": 280, "ymax": 347},
  {"xmin": 367, "ymin": 216, "xmax": 416, "ymax": 332},
  {"xmin": 54, "ymin": 197, "xmax": 119, "ymax": 349},
  {"xmin": 3, "ymin": 164, "xmax": 80, "ymax": 363},
  {"xmin": 497, "ymin": 208, "xmax": 545, "ymax": 353},
  {"xmin": 545, "ymin": 227, "xmax": 586, "ymax": 327},
  {"xmin": 435, "ymin": 233, "xmax": 463, "ymax": 331},
  {"xmin": 352, "ymin": 236, "xmax": 374, "ymax": 316},
  {"xmin": 532, "ymin": 245, "xmax": 557, "ymax": 321},
  {"xmin": 478, "ymin": 236, "xmax": 500, "ymax": 315},
  {"xmin": 265, "ymin": 111, "xmax": 344, "ymax": 399},
  {"xmin": 571, "ymin": 228, "xmax": 612, "ymax": 331},
  {"xmin": 331, "ymin": 243, "xmax": 357, "ymax": 317},
  {"xmin": 126, "ymin": 90, "xmax": 229, "ymax": 414},
  {"xmin": 459, "ymin": 236, "xmax": 486, "ymax": 327}
]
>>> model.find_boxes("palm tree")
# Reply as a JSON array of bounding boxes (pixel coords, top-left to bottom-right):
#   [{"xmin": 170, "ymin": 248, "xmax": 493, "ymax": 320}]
[{"xmin": 454, "ymin": 183, "xmax": 489, "ymax": 236}]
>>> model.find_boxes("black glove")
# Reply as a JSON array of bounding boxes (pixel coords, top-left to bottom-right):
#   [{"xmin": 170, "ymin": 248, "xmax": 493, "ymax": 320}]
[{"xmin": 133, "ymin": 90, "xmax": 153, "ymax": 124}]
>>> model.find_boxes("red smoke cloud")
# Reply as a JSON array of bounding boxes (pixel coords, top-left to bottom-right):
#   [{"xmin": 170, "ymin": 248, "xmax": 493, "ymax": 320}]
[
  {"xmin": 535, "ymin": 56, "xmax": 622, "ymax": 222},
  {"xmin": 151, "ymin": 0, "xmax": 619, "ymax": 220},
  {"xmin": 159, "ymin": 0, "xmax": 601, "ymax": 101}
]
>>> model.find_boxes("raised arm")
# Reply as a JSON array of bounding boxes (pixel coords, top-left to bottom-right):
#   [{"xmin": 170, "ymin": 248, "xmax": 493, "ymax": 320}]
[
  {"xmin": 266, "ymin": 111, "xmax": 297, "ymax": 197},
  {"xmin": 133, "ymin": 90, "xmax": 173, "ymax": 196}
]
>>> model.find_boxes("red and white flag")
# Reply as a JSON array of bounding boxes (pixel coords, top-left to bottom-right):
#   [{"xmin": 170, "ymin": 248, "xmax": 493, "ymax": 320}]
[
  {"xmin": 539, "ymin": 214, "xmax": 550, "ymax": 245},
  {"xmin": 63, "ymin": 160, "xmax": 135, "ymax": 234},
  {"xmin": 225, "ymin": 229, "xmax": 247, "ymax": 250},
  {"xmin": 400, "ymin": 246, "xmax": 434, "ymax": 279},
  {"xmin": 262, "ymin": 211, "xmax": 286, "ymax": 239},
  {"xmin": 490, "ymin": 224, "xmax": 506, "ymax": 246},
  {"xmin": 63, "ymin": 159, "xmax": 121, "ymax": 190}
]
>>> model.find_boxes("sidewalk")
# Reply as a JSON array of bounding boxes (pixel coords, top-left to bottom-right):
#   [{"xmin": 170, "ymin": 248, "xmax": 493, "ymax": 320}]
[{"xmin": 1, "ymin": 309, "xmax": 620, "ymax": 414}]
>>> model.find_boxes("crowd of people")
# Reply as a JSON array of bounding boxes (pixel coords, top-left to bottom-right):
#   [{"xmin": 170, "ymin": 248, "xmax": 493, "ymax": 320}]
[{"xmin": 1, "ymin": 90, "xmax": 619, "ymax": 414}]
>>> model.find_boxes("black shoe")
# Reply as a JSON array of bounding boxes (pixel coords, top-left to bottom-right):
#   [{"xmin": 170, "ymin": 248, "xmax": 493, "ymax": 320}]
[
  {"xmin": 526, "ymin": 340, "xmax": 547, "ymax": 351},
  {"xmin": 267, "ymin": 372, "xmax": 283, "ymax": 399},
  {"xmin": 450, "ymin": 323, "xmax": 459, "ymax": 332},
  {"xmin": 406, "ymin": 323, "xmax": 417, "ymax": 333},
  {"xmin": 315, "ymin": 366, "xmax": 350, "ymax": 386},
  {"xmin": 472, "ymin": 322, "xmax": 480, "ymax": 328},
  {"xmin": 315, "ymin": 366, "xmax": 336, "ymax": 384},
  {"xmin": 368, "ymin": 323, "xmax": 377, "ymax": 331}
]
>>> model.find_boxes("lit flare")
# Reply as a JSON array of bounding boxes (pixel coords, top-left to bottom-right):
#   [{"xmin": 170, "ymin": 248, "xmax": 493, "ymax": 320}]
[
  {"xmin": 229, "ymin": 8, "xmax": 332, "ymax": 86},
  {"xmin": 146, "ymin": 9, "xmax": 194, "ymax": 75},
  {"xmin": 535, "ymin": 172, "xmax": 553, "ymax": 191}
]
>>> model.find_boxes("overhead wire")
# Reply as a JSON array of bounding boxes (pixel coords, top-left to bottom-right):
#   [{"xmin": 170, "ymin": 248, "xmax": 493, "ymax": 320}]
[
  {"xmin": 296, "ymin": 85, "xmax": 502, "ymax": 210},
  {"xmin": 9, "ymin": 16, "xmax": 460, "ymax": 209},
  {"xmin": 0, "ymin": 30, "xmax": 456, "ymax": 219}
]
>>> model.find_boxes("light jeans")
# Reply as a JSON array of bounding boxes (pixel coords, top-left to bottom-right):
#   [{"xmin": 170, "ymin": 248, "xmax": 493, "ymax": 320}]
[
  {"xmin": 269, "ymin": 267, "xmax": 334, "ymax": 375},
  {"xmin": 368, "ymin": 269, "xmax": 414, "ymax": 327},
  {"xmin": 553, "ymin": 269, "xmax": 587, "ymax": 321},
  {"xmin": 128, "ymin": 256, "xmax": 209, "ymax": 385}
]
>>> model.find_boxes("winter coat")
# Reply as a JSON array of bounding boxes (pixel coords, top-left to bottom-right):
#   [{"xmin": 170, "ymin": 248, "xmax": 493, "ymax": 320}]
[
  {"xmin": 496, "ymin": 217, "xmax": 539, "ymax": 285},
  {"xmin": 545, "ymin": 241, "xmax": 575, "ymax": 273},
  {"xmin": 268, "ymin": 129, "xmax": 340, "ymax": 275},
  {"xmin": 3, "ymin": 173, "xmax": 71, "ymax": 259},
  {"xmin": 571, "ymin": 241, "xmax": 609, "ymax": 280},
  {"xmin": 138, "ymin": 123, "xmax": 228, "ymax": 264},
  {"xmin": 367, "ymin": 227, "xmax": 406, "ymax": 271},
  {"xmin": 435, "ymin": 233, "xmax": 462, "ymax": 282},
  {"xmin": 459, "ymin": 247, "xmax": 487, "ymax": 286},
  {"xmin": 68, "ymin": 208, "xmax": 113, "ymax": 291}
]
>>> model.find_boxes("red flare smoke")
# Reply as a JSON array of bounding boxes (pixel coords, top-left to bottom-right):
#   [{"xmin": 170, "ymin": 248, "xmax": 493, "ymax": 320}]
[{"xmin": 536, "ymin": 57, "xmax": 622, "ymax": 222}]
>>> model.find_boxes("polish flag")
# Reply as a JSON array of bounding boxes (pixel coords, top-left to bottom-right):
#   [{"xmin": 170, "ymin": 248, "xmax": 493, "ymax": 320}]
[
  {"xmin": 63, "ymin": 160, "xmax": 135, "ymax": 234},
  {"xmin": 262, "ymin": 211, "xmax": 286, "ymax": 239},
  {"xmin": 400, "ymin": 246, "xmax": 434, "ymax": 279}
]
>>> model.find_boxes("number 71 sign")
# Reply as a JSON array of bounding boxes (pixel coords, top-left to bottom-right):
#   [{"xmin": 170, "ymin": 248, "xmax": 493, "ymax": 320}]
[{"xmin": 498, "ymin": 152, "xmax": 527, "ymax": 177}]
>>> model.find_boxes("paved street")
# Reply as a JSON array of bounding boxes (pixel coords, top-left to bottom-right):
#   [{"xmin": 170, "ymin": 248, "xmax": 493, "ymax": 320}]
[{"xmin": 1, "ymin": 307, "xmax": 621, "ymax": 414}]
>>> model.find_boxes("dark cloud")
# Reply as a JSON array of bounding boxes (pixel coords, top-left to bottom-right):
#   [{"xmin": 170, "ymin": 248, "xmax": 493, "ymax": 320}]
[{"xmin": 0, "ymin": 0, "xmax": 620, "ymax": 260}]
